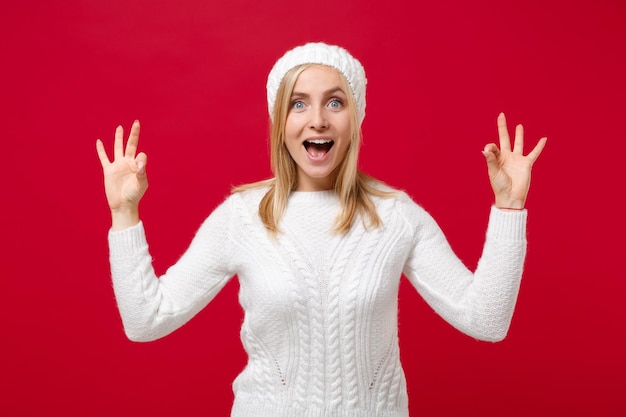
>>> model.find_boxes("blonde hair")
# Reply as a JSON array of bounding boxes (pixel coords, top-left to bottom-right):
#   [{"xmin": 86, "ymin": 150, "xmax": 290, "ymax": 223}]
[{"xmin": 234, "ymin": 64, "xmax": 393, "ymax": 234}]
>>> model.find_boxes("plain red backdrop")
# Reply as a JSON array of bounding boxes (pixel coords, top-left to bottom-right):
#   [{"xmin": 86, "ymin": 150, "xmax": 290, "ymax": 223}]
[{"xmin": 1, "ymin": 0, "xmax": 624, "ymax": 415}]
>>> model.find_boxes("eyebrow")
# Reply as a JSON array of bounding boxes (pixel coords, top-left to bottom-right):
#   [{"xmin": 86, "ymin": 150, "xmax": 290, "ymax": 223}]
[{"xmin": 291, "ymin": 86, "xmax": 346, "ymax": 98}]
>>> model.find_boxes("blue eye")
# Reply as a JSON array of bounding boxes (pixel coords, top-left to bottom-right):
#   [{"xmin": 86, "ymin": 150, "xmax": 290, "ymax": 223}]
[
  {"xmin": 328, "ymin": 99, "xmax": 343, "ymax": 109},
  {"xmin": 292, "ymin": 100, "xmax": 305, "ymax": 110}
]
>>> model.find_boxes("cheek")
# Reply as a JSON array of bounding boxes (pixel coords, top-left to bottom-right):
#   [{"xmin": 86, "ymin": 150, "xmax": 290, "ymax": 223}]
[
  {"xmin": 283, "ymin": 125, "xmax": 300, "ymax": 158},
  {"xmin": 337, "ymin": 120, "xmax": 354, "ymax": 157},
  {"xmin": 284, "ymin": 114, "xmax": 303, "ymax": 139},
  {"xmin": 338, "ymin": 139, "xmax": 352, "ymax": 159},
  {"xmin": 284, "ymin": 122, "xmax": 294, "ymax": 141},
  {"xmin": 336, "ymin": 116, "xmax": 352, "ymax": 142},
  {"xmin": 283, "ymin": 138, "xmax": 298, "ymax": 160}
]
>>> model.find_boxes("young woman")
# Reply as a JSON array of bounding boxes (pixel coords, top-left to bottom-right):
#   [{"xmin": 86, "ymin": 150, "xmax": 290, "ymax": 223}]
[{"xmin": 96, "ymin": 42, "xmax": 546, "ymax": 417}]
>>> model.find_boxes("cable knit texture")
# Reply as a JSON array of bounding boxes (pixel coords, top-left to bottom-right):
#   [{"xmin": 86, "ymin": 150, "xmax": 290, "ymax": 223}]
[{"xmin": 108, "ymin": 187, "xmax": 527, "ymax": 417}]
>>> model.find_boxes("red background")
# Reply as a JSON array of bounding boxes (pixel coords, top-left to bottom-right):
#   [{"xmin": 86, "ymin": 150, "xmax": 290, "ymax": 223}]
[{"xmin": 1, "ymin": 0, "xmax": 624, "ymax": 415}]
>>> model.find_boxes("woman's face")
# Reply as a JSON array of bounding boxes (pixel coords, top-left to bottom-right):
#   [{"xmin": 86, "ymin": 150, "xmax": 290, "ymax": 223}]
[{"xmin": 284, "ymin": 65, "xmax": 352, "ymax": 191}]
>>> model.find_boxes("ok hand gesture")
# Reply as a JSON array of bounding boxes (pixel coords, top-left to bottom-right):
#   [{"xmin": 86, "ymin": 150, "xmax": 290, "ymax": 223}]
[
  {"xmin": 482, "ymin": 113, "xmax": 547, "ymax": 210},
  {"xmin": 96, "ymin": 120, "xmax": 147, "ymax": 229}
]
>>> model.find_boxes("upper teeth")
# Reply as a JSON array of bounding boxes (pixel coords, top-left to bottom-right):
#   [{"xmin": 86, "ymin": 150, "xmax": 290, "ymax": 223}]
[{"xmin": 306, "ymin": 139, "xmax": 332, "ymax": 144}]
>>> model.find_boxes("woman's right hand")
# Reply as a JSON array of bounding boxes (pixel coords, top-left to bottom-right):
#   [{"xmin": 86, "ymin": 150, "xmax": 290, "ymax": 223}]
[{"xmin": 96, "ymin": 120, "xmax": 148, "ymax": 229}]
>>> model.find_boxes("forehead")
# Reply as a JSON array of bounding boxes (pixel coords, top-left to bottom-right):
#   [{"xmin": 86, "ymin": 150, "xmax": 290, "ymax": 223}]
[{"xmin": 293, "ymin": 64, "xmax": 346, "ymax": 91}]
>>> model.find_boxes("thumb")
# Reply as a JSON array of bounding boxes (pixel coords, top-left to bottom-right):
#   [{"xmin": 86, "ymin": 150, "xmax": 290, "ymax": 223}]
[{"xmin": 135, "ymin": 152, "xmax": 148, "ymax": 176}]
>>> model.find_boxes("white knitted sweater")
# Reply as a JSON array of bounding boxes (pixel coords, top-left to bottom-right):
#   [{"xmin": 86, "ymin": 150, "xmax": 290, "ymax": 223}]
[{"xmin": 108, "ymin": 187, "xmax": 527, "ymax": 417}]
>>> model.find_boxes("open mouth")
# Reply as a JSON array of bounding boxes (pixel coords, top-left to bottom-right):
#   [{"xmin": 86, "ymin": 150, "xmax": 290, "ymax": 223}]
[{"xmin": 303, "ymin": 139, "xmax": 334, "ymax": 158}]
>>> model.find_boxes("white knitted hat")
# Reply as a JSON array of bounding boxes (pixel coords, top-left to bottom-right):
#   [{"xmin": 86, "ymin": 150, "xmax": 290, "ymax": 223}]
[{"xmin": 266, "ymin": 42, "xmax": 367, "ymax": 124}]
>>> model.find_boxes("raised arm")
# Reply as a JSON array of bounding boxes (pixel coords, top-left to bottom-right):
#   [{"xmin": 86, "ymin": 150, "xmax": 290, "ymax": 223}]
[
  {"xmin": 96, "ymin": 120, "xmax": 148, "ymax": 230},
  {"xmin": 482, "ymin": 113, "xmax": 547, "ymax": 210}
]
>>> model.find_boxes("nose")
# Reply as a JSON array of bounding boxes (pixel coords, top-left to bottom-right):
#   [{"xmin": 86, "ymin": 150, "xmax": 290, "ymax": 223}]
[{"xmin": 309, "ymin": 106, "xmax": 328, "ymax": 130}]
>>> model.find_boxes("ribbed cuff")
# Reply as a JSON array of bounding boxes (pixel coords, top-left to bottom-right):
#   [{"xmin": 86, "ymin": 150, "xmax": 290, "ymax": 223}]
[
  {"xmin": 486, "ymin": 206, "xmax": 527, "ymax": 241},
  {"xmin": 107, "ymin": 221, "xmax": 148, "ymax": 259}
]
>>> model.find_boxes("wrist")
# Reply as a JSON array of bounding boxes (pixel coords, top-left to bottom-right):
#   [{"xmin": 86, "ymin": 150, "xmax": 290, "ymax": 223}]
[
  {"xmin": 495, "ymin": 206, "xmax": 525, "ymax": 211},
  {"xmin": 494, "ymin": 198, "xmax": 525, "ymax": 211},
  {"xmin": 111, "ymin": 206, "xmax": 140, "ymax": 231}
]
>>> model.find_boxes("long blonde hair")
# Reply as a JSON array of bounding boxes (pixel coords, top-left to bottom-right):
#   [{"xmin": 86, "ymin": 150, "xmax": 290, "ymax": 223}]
[{"xmin": 233, "ymin": 64, "xmax": 393, "ymax": 234}]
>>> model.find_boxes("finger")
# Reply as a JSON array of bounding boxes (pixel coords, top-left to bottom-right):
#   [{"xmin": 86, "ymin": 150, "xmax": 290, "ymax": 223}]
[
  {"xmin": 526, "ymin": 137, "xmax": 547, "ymax": 163},
  {"xmin": 513, "ymin": 124, "xmax": 524, "ymax": 154},
  {"xmin": 114, "ymin": 125, "xmax": 124, "ymax": 160},
  {"xmin": 95, "ymin": 139, "xmax": 111, "ymax": 167},
  {"xmin": 483, "ymin": 142, "xmax": 501, "ymax": 159},
  {"xmin": 125, "ymin": 120, "xmax": 141, "ymax": 158},
  {"xmin": 135, "ymin": 152, "xmax": 148, "ymax": 175},
  {"xmin": 497, "ymin": 112, "xmax": 512, "ymax": 153},
  {"xmin": 482, "ymin": 145, "xmax": 501, "ymax": 179}
]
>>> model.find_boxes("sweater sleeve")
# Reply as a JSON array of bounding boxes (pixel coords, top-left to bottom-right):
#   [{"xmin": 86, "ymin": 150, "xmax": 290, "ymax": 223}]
[
  {"xmin": 401, "ymin": 201, "xmax": 527, "ymax": 342},
  {"xmin": 108, "ymin": 197, "xmax": 237, "ymax": 342}
]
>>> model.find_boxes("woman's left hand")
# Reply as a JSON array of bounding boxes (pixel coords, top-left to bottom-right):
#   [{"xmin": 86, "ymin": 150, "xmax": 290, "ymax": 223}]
[{"xmin": 482, "ymin": 113, "xmax": 547, "ymax": 210}]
